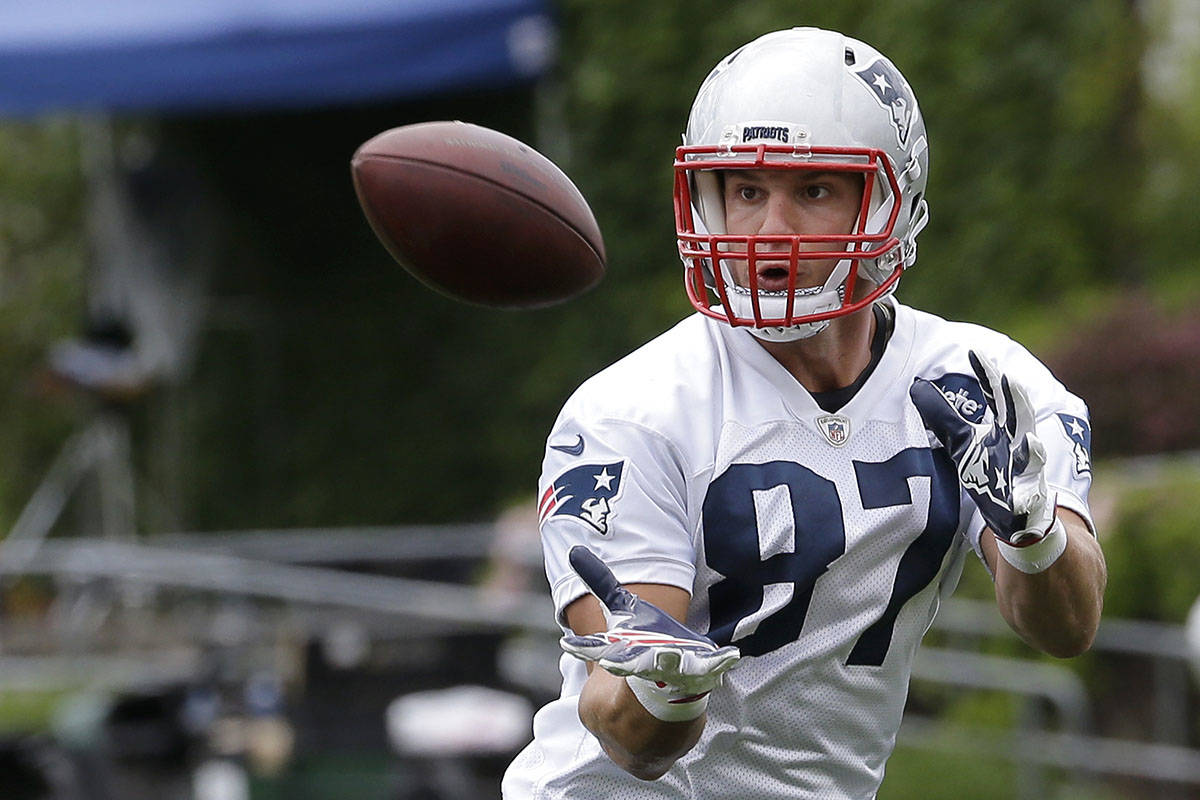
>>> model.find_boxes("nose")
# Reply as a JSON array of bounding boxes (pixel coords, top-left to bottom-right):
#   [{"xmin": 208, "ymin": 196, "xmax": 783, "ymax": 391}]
[
  {"xmin": 753, "ymin": 193, "xmax": 802, "ymax": 257},
  {"xmin": 756, "ymin": 193, "xmax": 799, "ymax": 238}
]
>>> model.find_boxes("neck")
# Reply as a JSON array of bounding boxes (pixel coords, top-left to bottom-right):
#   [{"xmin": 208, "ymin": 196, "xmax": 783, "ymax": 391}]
[{"xmin": 756, "ymin": 305, "xmax": 877, "ymax": 392}]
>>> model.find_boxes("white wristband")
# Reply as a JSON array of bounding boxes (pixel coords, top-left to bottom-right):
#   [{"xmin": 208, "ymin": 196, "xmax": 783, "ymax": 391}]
[
  {"xmin": 995, "ymin": 516, "xmax": 1068, "ymax": 574},
  {"xmin": 625, "ymin": 676, "xmax": 710, "ymax": 722}
]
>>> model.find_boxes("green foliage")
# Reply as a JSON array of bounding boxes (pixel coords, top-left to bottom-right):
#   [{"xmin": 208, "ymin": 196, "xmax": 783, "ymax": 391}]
[
  {"xmin": 556, "ymin": 0, "xmax": 1146, "ymax": 339},
  {"xmin": 249, "ymin": 753, "xmax": 395, "ymax": 800},
  {"xmin": 0, "ymin": 2, "xmax": 1197, "ymax": 529},
  {"xmin": 882, "ymin": 744, "xmax": 1015, "ymax": 800},
  {"xmin": 0, "ymin": 689, "xmax": 68, "ymax": 733},
  {"xmin": 160, "ymin": 97, "xmax": 571, "ymax": 527},
  {"xmin": 1097, "ymin": 458, "xmax": 1200, "ymax": 622},
  {"xmin": 0, "ymin": 122, "xmax": 88, "ymax": 530},
  {"xmin": 1140, "ymin": 0, "xmax": 1200, "ymax": 301},
  {"xmin": 0, "ymin": 8, "xmax": 1198, "ymax": 798}
]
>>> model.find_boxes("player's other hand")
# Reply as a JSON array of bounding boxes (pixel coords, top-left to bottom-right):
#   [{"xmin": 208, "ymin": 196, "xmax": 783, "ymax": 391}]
[
  {"xmin": 909, "ymin": 351, "xmax": 1056, "ymax": 547},
  {"xmin": 561, "ymin": 547, "xmax": 740, "ymax": 695}
]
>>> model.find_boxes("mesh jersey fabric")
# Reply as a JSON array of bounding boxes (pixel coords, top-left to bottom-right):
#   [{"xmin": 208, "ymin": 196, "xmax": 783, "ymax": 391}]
[{"xmin": 506, "ymin": 298, "xmax": 1094, "ymax": 800}]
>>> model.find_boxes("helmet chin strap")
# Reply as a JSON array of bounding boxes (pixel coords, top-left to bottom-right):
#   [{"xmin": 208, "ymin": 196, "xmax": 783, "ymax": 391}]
[{"xmin": 718, "ymin": 257, "xmax": 853, "ymax": 342}]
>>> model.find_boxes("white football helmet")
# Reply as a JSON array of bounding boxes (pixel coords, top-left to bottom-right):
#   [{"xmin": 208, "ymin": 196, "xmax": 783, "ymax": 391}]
[{"xmin": 674, "ymin": 27, "xmax": 930, "ymax": 340}]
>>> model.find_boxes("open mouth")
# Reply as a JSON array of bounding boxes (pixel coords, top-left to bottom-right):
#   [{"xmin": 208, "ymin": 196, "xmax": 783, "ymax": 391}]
[
  {"xmin": 756, "ymin": 265, "xmax": 791, "ymax": 290},
  {"xmin": 736, "ymin": 262, "xmax": 814, "ymax": 294}
]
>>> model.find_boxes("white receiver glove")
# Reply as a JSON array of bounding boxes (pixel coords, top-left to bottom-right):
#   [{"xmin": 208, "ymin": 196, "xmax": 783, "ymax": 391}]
[
  {"xmin": 910, "ymin": 351, "xmax": 1066, "ymax": 574},
  {"xmin": 560, "ymin": 546, "xmax": 741, "ymax": 720}
]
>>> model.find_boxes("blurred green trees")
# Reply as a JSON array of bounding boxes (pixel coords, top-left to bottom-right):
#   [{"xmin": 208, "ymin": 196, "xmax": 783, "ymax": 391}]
[
  {"xmin": 1, "ymin": 4, "xmax": 1199, "ymax": 797},
  {"xmin": 0, "ymin": 122, "xmax": 87, "ymax": 529},
  {"xmin": 553, "ymin": 0, "xmax": 1146, "ymax": 328},
  {"xmin": 0, "ymin": 0, "xmax": 1197, "ymax": 534}
]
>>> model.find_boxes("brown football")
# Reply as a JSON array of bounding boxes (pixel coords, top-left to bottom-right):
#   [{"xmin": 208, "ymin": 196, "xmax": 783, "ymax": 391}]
[{"xmin": 351, "ymin": 121, "xmax": 606, "ymax": 309}]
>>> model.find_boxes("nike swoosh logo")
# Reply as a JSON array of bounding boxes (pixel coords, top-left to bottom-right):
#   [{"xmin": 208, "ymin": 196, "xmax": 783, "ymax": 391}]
[{"xmin": 550, "ymin": 434, "xmax": 585, "ymax": 456}]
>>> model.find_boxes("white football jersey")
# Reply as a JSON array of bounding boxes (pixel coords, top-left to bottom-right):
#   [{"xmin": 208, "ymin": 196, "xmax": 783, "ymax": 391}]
[{"xmin": 503, "ymin": 298, "xmax": 1094, "ymax": 800}]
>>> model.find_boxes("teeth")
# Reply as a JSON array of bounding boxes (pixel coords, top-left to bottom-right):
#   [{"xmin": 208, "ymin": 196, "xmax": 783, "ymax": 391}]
[{"xmin": 730, "ymin": 283, "xmax": 822, "ymax": 297}]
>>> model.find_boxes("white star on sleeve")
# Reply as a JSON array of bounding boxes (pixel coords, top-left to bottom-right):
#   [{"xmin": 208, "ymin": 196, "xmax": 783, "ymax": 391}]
[
  {"xmin": 1068, "ymin": 418, "xmax": 1086, "ymax": 438},
  {"xmin": 593, "ymin": 468, "xmax": 615, "ymax": 491}
]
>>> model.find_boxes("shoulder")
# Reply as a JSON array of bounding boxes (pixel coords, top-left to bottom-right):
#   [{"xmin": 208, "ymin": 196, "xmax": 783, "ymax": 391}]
[
  {"xmin": 902, "ymin": 304, "xmax": 1017, "ymax": 362},
  {"xmin": 559, "ymin": 313, "xmax": 723, "ymax": 433},
  {"xmin": 541, "ymin": 314, "xmax": 729, "ymax": 495},
  {"xmin": 899, "ymin": 302, "xmax": 1088, "ymax": 417}
]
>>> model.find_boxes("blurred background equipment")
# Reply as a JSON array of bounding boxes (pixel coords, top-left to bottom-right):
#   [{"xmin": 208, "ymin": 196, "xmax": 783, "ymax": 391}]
[
  {"xmin": 385, "ymin": 685, "xmax": 534, "ymax": 800},
  {"xmin": 1, "ymin": 0, "xmax": 1199, "ymax": 799}
]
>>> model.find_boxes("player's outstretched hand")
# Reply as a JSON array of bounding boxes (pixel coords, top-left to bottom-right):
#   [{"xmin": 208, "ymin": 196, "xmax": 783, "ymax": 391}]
[
  {"xmin": 909, "ymin": 351, "xmax": 1056, "ymax": 548},
  {"xmin": 560, "ymin": 547, "xmax": 740, "ymax": 695}
]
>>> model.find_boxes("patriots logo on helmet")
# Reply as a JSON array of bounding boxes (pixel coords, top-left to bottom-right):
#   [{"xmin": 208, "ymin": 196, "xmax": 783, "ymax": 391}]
[
  {"xmin": 1057, "ymin": 413, "xmax": 1092, "ymax": 477},
  {"xmin": 855, "ymin": 58, "xmax": 915, "ymax": 147},
  {"xmin": 931, "ymin": 373, "xmax": 987, "ymax": 423},
  {"xmin": 539, "ymin": 461, "xmax": 626, "ymax": 535}
]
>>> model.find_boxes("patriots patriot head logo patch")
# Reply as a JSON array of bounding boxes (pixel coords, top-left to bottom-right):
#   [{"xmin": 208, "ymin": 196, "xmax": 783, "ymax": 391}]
[
  {"xmin": 855, "ymin": 58, "xmax": 916, "ymax": 147},
  {"xmin": 1056, "ymin": 413, "xmax": 1092, "ymax": 477},
  {"xmin": 931, "ymin": 373, "xmax": 987, "ymax": 423},
  {"xmin": 538, "ymin": 461, "xmax": 626, "ymax": 535}
]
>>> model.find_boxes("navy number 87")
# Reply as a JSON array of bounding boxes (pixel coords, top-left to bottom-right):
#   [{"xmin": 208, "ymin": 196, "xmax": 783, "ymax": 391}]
[{"xmin": 701, "ymin": 447, "xmax": 959, "ymax": 664}]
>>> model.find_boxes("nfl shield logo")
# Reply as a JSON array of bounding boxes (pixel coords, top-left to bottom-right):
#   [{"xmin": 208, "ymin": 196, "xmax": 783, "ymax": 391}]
[{"xmin": 817, "ymin": 414, "xmax": 851, "ymax": 447}]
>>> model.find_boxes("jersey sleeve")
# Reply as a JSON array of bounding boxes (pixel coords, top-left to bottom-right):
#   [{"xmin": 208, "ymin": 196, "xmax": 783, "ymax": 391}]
[
  {"xmin": 961, "ymin": 334, "xmax": 1096, "ymax": 559},
  {"xmin": 537, "ymin": 414, "xmax": 696, "ymax": 629}
]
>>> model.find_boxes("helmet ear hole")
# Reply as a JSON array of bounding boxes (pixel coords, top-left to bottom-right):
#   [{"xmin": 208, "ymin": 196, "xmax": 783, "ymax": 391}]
[
  {"xmin": 844, "ymin": 48, "xmax": 856, "ymax": 66},
  {"xmin": 694, "ymin": 170, "xmax": 726, "ymax": 235}
]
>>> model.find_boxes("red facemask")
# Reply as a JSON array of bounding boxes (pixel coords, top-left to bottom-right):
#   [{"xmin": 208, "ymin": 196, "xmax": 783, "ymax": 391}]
[{"xmin": 674, "ymin": 142, "xmax": 906, "ymax": 330}]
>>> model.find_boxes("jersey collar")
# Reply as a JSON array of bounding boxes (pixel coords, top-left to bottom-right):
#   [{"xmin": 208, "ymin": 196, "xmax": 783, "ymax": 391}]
[{"xmin": 718, "ymin": 296, "xmax": 917, "ymax": 427}]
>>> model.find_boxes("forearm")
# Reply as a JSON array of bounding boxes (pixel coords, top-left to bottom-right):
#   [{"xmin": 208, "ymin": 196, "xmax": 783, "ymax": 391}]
[
  {"xmin": 578, "ymin": 667, "xmax": 705, "ymax": 780},
  {"xmin": 986, "ymin": 508, "xmax": 1106, "ymax": 657}
]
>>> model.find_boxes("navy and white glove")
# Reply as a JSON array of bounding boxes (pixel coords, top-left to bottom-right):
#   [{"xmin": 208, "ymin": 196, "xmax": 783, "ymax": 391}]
[
  {"xmin": 909, "ymin": 351, "xmax": 1067, "ymax": 574},
  {"xmin": 561, "ymin": 546, "xmax": 740, "ymax": 720}
]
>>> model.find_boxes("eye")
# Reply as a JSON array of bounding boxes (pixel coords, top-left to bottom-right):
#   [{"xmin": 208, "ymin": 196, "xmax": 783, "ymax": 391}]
[
  {"xmin": 803, "ymin": 184, "xmax": 831, "ymax": 200},
  {"xmin": 736, "ymin": 185, "xmax": 760, "ymax": 202}
]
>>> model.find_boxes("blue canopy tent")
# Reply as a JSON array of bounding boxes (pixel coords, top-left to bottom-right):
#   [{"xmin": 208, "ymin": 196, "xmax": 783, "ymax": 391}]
[{"xmin": 0, "ymin": 0, "xmax": 555, "ymax": 115}]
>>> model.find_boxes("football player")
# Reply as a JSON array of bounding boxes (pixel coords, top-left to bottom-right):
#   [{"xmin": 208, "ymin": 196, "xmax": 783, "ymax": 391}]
[{"xmin": 503, "ymin": 27, "xmax": 1106, "ymax": 799}]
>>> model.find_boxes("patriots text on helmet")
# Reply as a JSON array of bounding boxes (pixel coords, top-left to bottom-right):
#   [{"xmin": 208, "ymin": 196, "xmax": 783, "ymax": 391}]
[{"xmin": 741, "ymin": 125, "xmax": 789, "ymax": 143}]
